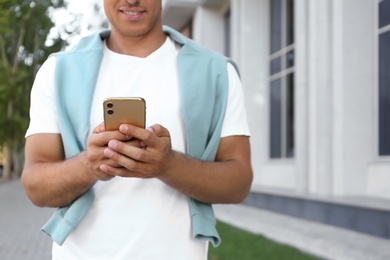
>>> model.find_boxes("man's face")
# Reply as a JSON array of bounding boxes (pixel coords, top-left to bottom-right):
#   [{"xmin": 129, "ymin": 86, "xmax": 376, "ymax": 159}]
[{"xmin": 104, "ymin": 0, "xmax": 163, "ymax": 38}]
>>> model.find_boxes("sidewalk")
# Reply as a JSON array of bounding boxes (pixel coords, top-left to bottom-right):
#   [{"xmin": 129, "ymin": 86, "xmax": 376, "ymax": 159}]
[
  {"xmin": 2, "ymin": 178, "xmax": 390, "ymax": 260},
  {"xmin": 214, "ymin": 204, "xmax": 390, "ymax": 260},
  {"xmin": 0, "ymin": 179, "xmax": 53, "ymax": 260}
]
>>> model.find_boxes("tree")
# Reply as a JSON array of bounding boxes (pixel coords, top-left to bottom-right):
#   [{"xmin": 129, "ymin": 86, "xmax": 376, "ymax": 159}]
[
  {"xmin": 0, "ymin": 0, "xmax": 66, "ymax": 179},
  {"xmin": 51, "ymin": 0, "xmax": 109, "ymax": 48}
]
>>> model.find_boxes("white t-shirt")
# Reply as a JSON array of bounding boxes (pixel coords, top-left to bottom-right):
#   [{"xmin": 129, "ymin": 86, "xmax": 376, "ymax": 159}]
[{"xmin": 26, "ymin": 37, "xmax": 250, "ymax": 260}]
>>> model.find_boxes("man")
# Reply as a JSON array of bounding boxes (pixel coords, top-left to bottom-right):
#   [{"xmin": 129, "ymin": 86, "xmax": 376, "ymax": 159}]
[{"xmin": 22, "ymin": 0, "xmax": 252, "ymax": 259}]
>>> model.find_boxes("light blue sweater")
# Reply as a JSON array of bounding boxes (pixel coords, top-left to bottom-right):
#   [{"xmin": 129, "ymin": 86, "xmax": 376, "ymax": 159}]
[{"xmin": 42, "ymin": 26, "xmax": 238, "ymax": 247}]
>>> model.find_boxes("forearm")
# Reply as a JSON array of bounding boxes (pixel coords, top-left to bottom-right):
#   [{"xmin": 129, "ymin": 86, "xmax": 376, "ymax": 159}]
[
  {"xmin": 22, "ymin": 152, "xmax": 97, "ymax": 208},
  {"xmin": 22, "ymin": 126, "xmax": 127, "ymax": 208},
  {"xmin": 158, "ymin": 151, "xmax": 253, "ymax": 204}
]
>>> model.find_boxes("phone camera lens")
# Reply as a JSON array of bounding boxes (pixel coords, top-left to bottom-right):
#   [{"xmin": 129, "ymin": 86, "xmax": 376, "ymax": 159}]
[
  {"xmin": 107, "ymin": 103, "xmax": 113, "ymax": 108},
  {"xmin": 108, "ymin": 110, "xmax": 114, "ymax": 115}
]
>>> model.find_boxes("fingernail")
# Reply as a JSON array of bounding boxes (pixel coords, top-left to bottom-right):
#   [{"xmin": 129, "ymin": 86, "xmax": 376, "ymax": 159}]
[
  {"xmin": 104, "ymin": 148, "xmax": 114, "ymax": 158},
  {"xmin": 100, "ymin": 165, "xmax": 108, "ymax": 172},
  {"xmin": 108, "ymin": 140, "xmax": 117, "ymax": 149},
  {"xmin": 120, "ymin": 124, "xmax": 128, "ymax": 132}
]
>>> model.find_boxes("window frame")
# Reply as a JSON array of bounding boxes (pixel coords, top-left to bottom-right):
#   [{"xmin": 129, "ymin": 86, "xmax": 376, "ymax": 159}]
[
  {"xmin": 269, "ymin": 0, "xmax": 295, "ymax": 159},
  {"xmin": 224, "ymin": 9, "xmax": 231, "ymax": 57},
  {"xmin": 376, "ymin": 0, "xmax": 390, "ymax": 158}
]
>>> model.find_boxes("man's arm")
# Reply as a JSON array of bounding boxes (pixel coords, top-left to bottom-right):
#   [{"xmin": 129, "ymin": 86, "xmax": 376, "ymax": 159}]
[
  {"xmin": 21, "ymin": 125, "xmax": 130, "ymax": 208},
  {"xmin": 160, "ymin": 134, "xmax": 252, "ymax": 204},
  {"xmin": 100, "ymin": 124, "xmax": 253, "ymax": 204},
  {"xmin": 21, "ymin": 133, "xmax": 94, "ymax": 207}
]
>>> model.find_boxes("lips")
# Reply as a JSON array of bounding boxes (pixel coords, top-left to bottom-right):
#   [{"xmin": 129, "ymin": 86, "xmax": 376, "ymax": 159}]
[
  {"xmin": 123, "ymin": 11, "xmax": 143, "ymax": 15},
  {"xmin": 120, "ymin": 6, "xmax": 145, "ymax": 15},
  {"xmin": 119, "ymin": 7, "xmax": 146, "ymax": 21}
]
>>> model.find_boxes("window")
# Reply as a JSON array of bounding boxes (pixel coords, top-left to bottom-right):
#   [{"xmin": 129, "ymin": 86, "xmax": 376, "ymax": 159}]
[
  {"xmin": 180, "ymin": 19, "xmax": 193, "ymax": 39},
  {"xmin": 269, "ymin": 0, "xmax": 295, "ymax": 158},
  {"xmin": 379, "ymin": 0, "xmax": 390, "ymax": 155},
  {"xmin": 224, "ymin": 9, "xmax": 231, "ymax": 57}
]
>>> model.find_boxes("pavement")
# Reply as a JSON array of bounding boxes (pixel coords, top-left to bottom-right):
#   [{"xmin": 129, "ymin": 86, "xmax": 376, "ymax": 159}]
[
  {"xmin": 0, "ymin": 178, "xmax": 53, "ymax": 260},
  {"xmin": 214, "ymin": 205, "xmax": 390, "ymax": 260},
  {"xmin": 1, "ymin": 178, "xmax": 390, "ymax": 260}
]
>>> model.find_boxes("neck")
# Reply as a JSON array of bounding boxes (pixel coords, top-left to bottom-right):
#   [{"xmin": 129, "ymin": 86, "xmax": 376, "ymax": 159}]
[{"xmin": 106, "ymin": 26, "xmax": 167, "ymax": 58}]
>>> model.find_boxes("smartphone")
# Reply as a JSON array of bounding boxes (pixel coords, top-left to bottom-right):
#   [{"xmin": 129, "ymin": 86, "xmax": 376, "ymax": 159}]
[{"xmin": 103, "ymin": 97, "xmax": 146, "ymax": 131}]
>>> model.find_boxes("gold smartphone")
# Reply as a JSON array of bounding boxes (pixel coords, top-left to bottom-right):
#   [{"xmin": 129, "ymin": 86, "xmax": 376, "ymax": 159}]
[{"xmin": 103, "ymin": 97, "xmax": 146, "ymax": 131}]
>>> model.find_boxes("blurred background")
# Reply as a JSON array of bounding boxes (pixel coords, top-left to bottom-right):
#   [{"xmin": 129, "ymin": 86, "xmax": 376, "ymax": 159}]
[{"xmin": 1, "ymin": 0, "xmax": 390, "ymax": 259}]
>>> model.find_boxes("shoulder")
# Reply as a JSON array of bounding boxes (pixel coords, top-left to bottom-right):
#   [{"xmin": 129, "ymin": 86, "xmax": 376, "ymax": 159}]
[
  {"xmin": 163, "ymin": 25, "xmax": 240, "ymax": 81},
  {"xmin": 50, "ymin": 30, "xmax": 107, "ymax": 59},
  {"xmin": 163, "ymin": 26, "xmax": 227, "ymax": 61}
]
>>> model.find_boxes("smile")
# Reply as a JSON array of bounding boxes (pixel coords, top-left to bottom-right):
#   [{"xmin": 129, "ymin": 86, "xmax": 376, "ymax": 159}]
[{"xmin": 123, "ymin": 11, "xmax": 142, "ymax": 16}]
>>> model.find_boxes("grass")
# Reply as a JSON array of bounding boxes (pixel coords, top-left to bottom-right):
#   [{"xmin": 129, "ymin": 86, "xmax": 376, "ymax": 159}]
[{"xmin": 208, "ymin": 221, "xmax": 322, "ymax": 260}]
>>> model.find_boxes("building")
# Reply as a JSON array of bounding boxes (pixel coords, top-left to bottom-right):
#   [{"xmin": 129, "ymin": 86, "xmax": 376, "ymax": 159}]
[{"xmin": 162, "ymin": 0, "xmax": 390, "ymax": 242}]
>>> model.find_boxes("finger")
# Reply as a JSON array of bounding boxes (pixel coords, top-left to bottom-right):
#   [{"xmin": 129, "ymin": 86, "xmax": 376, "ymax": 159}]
[
  {"xmin": 95, "ymin": 168, "xmax": 116, "ymax": 181},
  {"xmin": 103, "ymin": 139, "xmax": 161, "ymax": 176},
  {"xmin": 104, "ymin": 138, "xmax": 165, "ymax": 176},
  {"xmin": 89, "ymin": 130, "xmax": 132, "ymax": 148},
  {"xmin": 102, "ymin": 157, "xmax": 121, "ymax": 168},
  {"xmin": 99, "ymin": 164, "xmax": 148, "ymax": 178},
  {"xmin": 93, "ymin": 122, "xmax": 105, "ymax": 134},
  {"xmin": 118, "ymin": 124, "xmax": 155, "ymax": 147},
  {"xmin": 119, "ymin": 124, "xmax": 170, "ymax": 147},
  {"xmin": 104, "ymin": 143, "xmax": 150, "ymax": 165},
  {"xmin": 124, "ymin": 138, "xmax": 144, "ymax": 148},
  {"xmin": 147, "ymin": 124, "xmax": 170, "ymax": 138},
  {"xmin": 140, "ymin": 127, "xmax": 154, "ymax": 147}
]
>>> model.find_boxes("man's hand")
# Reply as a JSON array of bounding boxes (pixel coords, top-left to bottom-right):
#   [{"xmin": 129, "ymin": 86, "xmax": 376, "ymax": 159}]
[
  {"xmin": 99, "ymin": 124, "xmax": 173, "ymax": 179},
  {"xmin": 85, "ymin": 123, "xmax": 130, "ymax": 181}
]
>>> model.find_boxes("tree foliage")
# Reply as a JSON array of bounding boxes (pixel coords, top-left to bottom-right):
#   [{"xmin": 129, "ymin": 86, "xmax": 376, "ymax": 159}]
[
  {"xmin": 0, "ymin": 0, "xmax": 68, "ymax": 178},
  {"xmin": 0, "ymin": 0, "xmax": 66, "ymax": 148}
]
